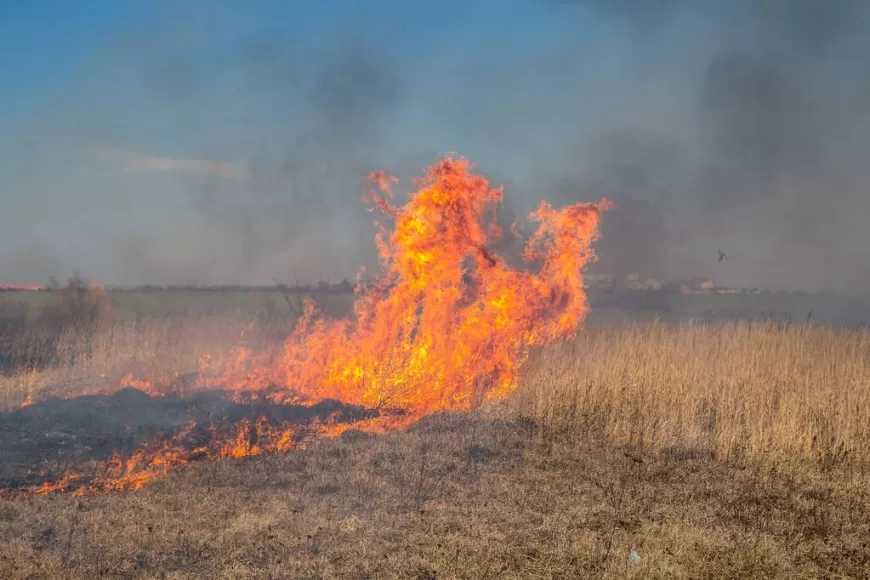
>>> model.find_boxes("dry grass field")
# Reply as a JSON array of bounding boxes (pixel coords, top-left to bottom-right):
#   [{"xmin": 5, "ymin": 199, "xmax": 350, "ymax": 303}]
[{"xmin": 1, "ymin": 314, "xmax": 869, "ymax": 578}]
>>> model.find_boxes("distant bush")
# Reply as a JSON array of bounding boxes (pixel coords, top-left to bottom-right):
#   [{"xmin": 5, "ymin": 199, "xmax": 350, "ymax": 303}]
[
  {"xmin": 0, "ymin": 299, "xmax": 32, "ymax": 373},
  {"xmin": 0, "ymin": 274, "xmax": 112, "ymax": 373},
  {"xmin": 40, "ymin": 273, "xmax": 112, "ymax": 332}
]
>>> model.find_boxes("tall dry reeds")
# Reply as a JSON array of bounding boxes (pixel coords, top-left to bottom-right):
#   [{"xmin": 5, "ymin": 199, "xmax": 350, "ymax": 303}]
[
  {"xmin": 509, "ymin": 321, "xmax": 870, "ymax": 470},
  {"xmin": 0, "ymin": 315, "xmax": 279, "ymax": 409},
  {"xmin": 4, "ymin": 311, "xmax": 870, "ymax": 472},
  {"xmin": 1, "ymin": 275, "xmax": 112, "ymax": 373}
]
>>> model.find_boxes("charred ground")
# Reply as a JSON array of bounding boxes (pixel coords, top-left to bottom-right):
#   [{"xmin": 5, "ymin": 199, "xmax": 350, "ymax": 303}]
[{"xmin": 0, "ymin": 387, "xmax": 377, "ymax": 495}]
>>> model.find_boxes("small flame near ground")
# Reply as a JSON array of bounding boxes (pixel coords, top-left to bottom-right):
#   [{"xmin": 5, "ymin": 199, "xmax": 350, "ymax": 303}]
[
  {"xmin": 22, "ymin": 414, "xmax": 382, "ymax": 498},
  {"xmin": 7, "ymin": 155, "xmax": 609, "ymax": 497}
]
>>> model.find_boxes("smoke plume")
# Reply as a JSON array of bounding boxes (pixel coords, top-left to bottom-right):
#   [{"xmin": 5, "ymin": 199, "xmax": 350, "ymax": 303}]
[{"xmin": 1, "ymin": 0, "xmax": 868, "ymax": 291}]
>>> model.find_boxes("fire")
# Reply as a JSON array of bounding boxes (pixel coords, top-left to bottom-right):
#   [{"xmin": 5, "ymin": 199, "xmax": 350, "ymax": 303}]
[
  {"xmin": 251, "ymin": 156, "xmax": 609, "ymax": 419},
  {"xmin": 190, "ymin": 156, "xmax": 608, "ymax": 418},
  {"xmin": 8, "ymin": 414, "xmax": 388, "ymax": 499},
  {"xmin": 20, "ymin": 420, "xmax": 291, "ymax": 497},
  {"xmin": 9, "ymin": 155, "xmax": 608, "ymax": 497}
]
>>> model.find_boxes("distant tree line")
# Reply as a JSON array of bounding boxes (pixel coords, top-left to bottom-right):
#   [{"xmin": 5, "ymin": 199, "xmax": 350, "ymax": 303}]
[
  {"xmin": 1, "ymin": 278, "xmax": 362, "ymax": 295},
  {"xmin": 103, "ymin": 279, "xmax": 358, "ymax": 295}
]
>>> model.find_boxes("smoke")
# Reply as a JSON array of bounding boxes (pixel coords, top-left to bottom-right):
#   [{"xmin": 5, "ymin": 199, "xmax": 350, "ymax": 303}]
[
  {"xmin": 1, "ymin": 0, "xmax": 869, "ymax": 291},
  {"xmin": 539, "ymin": 0, "xmax": 870, "ymax": 291}
]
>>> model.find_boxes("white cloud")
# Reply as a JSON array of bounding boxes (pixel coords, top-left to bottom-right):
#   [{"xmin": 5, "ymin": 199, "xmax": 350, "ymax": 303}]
[{"xmin": 97, "ymin": 149, "xmax": 251, "ymax": 180}]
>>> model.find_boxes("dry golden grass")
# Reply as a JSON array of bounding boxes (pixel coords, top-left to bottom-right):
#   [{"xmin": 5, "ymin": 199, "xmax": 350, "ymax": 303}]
[
  {"xmin": 2, "ymin": 317, "xmax": 870, "ymax": 577},
  {"xmin": 511, "ymin": 321, "xmax": 870, "ymax": 471},
  {"xmin": 0, "ymin": 316, "xmax": 293, "ymax": 409},
  {"xmin": 5, "ymin": 317, "xmax": 869, "ymax": 469}
]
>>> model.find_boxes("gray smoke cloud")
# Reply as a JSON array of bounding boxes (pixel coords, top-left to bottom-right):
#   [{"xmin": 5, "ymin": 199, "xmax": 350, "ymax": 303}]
[
  {"xmin": 538, "ymin": 0, "xmax": 870, "ymax": 292},
  {"xmin": 1, "ymin": 0, "xmax": 869, "ymax": 292}
]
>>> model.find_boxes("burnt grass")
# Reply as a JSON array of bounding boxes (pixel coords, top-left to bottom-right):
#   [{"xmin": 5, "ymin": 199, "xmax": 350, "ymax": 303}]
[
  {"xmin": 0, "ymin": 413, "xmax": 867, "ymax": 579},
  {"xmin": 0, "ymin": 388, "xmax": 376, "ymax": 491}
]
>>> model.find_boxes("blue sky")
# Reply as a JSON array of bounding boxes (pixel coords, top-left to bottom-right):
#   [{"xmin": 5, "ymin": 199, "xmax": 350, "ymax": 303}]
[
  {"xmin": 0, "ymin": 1, "xmax": 579, "ymax": 148},
  {"xmin": 1, "ymin": 2, "xmax": 134, "ymax": 123}
]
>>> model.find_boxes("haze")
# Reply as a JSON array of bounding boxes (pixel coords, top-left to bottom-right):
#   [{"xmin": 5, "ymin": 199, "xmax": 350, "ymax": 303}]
[{"xmin": 1, "ymin": 0, "xmax": 868, "ymax": 292}]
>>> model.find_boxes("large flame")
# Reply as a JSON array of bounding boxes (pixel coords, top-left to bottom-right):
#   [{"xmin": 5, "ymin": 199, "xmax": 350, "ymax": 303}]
[
  {"xmin": 8, "ymin": 155, "xmax": 609, "ymax": 497},
  {"xmin": 198, "ymin": 156, "xmax": 609, "ymax": 418}
]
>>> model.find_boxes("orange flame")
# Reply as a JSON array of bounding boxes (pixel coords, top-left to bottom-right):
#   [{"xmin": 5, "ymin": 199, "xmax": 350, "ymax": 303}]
[
  {"xmin": 10, "ymin": 155, "xmax": 608, "ymax": 497},
  {"xmin": 20, "ymin": 419, "xmax": 301, "ymax": 497},
  {"xmin": 233, "ymin": 156, "xmax": 609, "ymax": 419}
]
